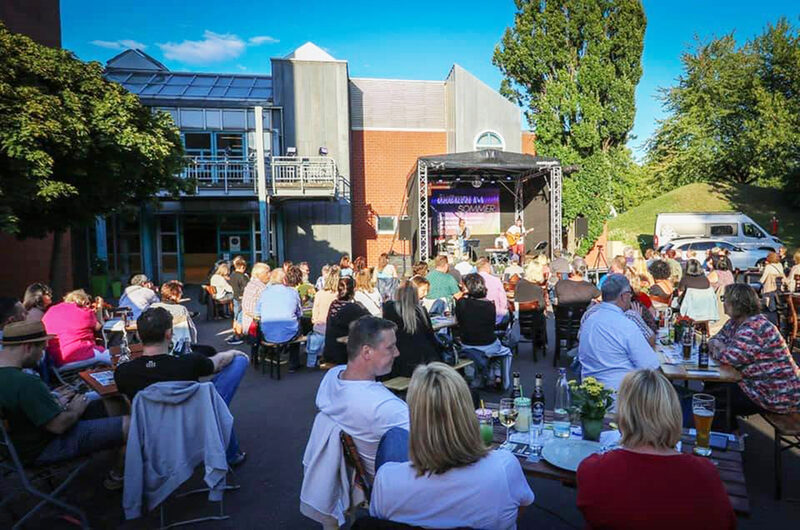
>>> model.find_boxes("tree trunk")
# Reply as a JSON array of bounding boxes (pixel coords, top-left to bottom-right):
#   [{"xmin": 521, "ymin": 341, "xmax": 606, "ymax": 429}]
[{"xmin": 49, "ymin": 229, "xmax": 64, "ymax": 297}]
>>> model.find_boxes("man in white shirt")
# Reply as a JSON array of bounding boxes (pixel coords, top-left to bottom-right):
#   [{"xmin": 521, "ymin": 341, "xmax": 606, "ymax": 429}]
[
  {"xmin": 578, "ymin": 274, "xmax": 659, "ymax": 396},
  {"xmin": 313, "ymin": 316, "xmax": 409, "ymax": 480},
  {"xmin": 118, "ymin": 274, "xmax": 159, "ymax": 320},
  {"xmin": 454, "ymin": 255, "xmax": 475, "ymax": 277}
]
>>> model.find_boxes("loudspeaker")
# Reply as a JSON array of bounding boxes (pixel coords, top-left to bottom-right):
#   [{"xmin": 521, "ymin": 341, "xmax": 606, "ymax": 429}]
[
  {"xmin": 398, "ymin": 217, "xmax": 412, "ymax": 241},
  {"xmin": 575, "ymin": 215, "xmax": 589, "ymax": 240}
]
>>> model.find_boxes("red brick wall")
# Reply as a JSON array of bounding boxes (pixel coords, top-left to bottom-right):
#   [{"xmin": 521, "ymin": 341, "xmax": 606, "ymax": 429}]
[
  {"xmin": 521, "ymin": 132, "xmax": 537, "ymax": 155},
  {"xmin": 0, "ymin": 231, "xmax": 73, "ymax": 299},
  {"xmin": 350, "ymin": 130, "xmax": 447, "ymax": 266}
]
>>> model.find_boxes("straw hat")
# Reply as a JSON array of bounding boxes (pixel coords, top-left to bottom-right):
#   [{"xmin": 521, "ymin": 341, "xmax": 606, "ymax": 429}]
[{"xmin": 1, "ymin": 320, "xmax": 55, "ymax": 346}]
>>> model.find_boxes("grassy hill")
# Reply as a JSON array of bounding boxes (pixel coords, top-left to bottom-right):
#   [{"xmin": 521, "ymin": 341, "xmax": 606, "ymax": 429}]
[{"xmin": 607, "ymin": 182, "xmax": 800, "ymax": 251}]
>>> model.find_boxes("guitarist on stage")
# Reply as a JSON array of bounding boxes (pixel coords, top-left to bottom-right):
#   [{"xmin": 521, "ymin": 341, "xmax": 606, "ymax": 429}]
[{"xmin": 505, "ymin": 218, "xmax": 533, "ymax": 260}]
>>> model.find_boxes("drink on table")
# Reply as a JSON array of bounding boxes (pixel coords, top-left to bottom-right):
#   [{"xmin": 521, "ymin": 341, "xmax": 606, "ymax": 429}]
[
  {"xmin": 698, "ymin": 332, "xmax": 709, "ymax": 369},
  {"xmin": 668, "ymin": 320, "xmax": 675, "ymax": 344},
  {"xmin": 498, "ymin": 397, "xmax": 517, "ymax": 445},
  {"xmin": 682, "ymin": 329, "xmax": 692, "ymax": 361},
  {"xmin": 531, "ymin": 373, "xmax": 545, "ymax": 421},
  {"xmin": 475, "ymin": 408, "xmax": 494, "ymax": 447},
  {"xmin": 514, "ymin": 397, "xmax": 531, "ymax": 432},
  {"xmin": 510, "ymin": 371, "xmax": 522, "ymax": 400},
  {"xmin": 553, "ymin": 368, "xmax": 571, "ymax": 438},
  {"xmin": 692, "ymin": 393, "xmax": 715, "ymax": 457}
]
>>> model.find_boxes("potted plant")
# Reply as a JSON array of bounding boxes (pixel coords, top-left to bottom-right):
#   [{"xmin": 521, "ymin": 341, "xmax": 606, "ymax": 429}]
[
  {"xmin": 90, "ymin": 258, "xmax": 109, "ymax": 299},
  {"xmin": 569, "ymin": 377, "xmax": 614, "ymax": 441}
]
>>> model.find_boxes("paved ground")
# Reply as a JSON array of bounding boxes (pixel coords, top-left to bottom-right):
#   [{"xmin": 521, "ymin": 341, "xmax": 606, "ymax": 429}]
[{"xmin": 3, "ymin": 287, "xmax": 800, "ymax": 529}]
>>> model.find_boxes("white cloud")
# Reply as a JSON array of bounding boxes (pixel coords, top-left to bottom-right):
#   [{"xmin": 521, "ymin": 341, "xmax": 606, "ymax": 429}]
[
  {"xmin": 91, "ymin": 39, "xmax": 146, "ymax": 50},
  {"xmin": 248, "ymin": 35, "xmax": 279, "ymax": 45},
  {"xmin": 158, "ymin": 31, "xmax": 246, "ymax": 64}
]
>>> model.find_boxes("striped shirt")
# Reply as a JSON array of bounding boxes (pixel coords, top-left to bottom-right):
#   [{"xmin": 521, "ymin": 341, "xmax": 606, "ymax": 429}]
[{"xmin": 241, "ymin": 278, "xmax": 267, "ymax": 332}]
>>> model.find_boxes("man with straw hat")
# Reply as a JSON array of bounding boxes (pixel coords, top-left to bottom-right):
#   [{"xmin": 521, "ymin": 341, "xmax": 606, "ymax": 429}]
[{"xmin": 0, "ymin": 321, "xmax": 129, "ymax": 488}]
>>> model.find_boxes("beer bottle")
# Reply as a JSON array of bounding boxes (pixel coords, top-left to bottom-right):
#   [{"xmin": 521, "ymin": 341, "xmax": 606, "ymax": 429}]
[
  {"xmin": 698, "ymin": 332, "xmax": 709, "ymax": 369},
  {"xmin": 510, "ymin": 372, "xmax": 521, "ymax": 399},
  {"xmin": 531, "ymin": 373, "xmax": 545, "ymax": 413}
]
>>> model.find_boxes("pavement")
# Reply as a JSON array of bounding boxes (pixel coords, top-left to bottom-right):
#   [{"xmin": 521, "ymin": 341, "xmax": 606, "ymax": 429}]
[{"xmin": 2, "ymin": 287, "xmax": 799, "ymax": 529}]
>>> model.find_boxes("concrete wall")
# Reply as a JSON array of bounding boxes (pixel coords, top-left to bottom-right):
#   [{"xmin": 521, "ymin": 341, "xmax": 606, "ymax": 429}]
[
  {"xmin": 445, "ymin": 65, "xmax": 522, "ymax": 153},
  {"xmin": 281, "ymin": 200, "xmax": 352, "ymax": 275},
  {"xmin": 349, "ymin": 78, "xmax": 445, "ymax": 131}
]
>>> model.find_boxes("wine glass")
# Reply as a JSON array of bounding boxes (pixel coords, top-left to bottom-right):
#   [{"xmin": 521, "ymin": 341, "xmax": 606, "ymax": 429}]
[{"xmin": 498, "ymin": 398, "xmax": 518, "ymax": 446}]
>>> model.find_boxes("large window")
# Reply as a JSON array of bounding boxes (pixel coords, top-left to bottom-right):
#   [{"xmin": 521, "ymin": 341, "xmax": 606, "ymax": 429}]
[
  {"xmin": 184, "ymin": 132, "xmax": 212, "ymax": 158},
  {"xmin": 376, "ymin": 216, "xmax": 397, "ymax": 234},
  {"xmin": 475, "ymin": 131, "xmax": 504, "ymax": 151},
  {"xmin": 182, "ymin": 131, "xmax": 245, "ymax": 159}
]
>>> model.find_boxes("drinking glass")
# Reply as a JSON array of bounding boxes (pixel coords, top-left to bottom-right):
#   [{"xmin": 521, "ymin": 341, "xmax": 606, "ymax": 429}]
[
  {"xmin": 498, "ymin": 398, "xmax": 517, "ymax": 446},
  {"xmin": 527, "ymin": 411, "xmax": 545, "ymax": 462},
  {"xmin": 475, "ymin": 408, "xmax": 494, "ymax": 447},
  {"xmin": 692, "ymin": 394, "xmax": 715, "ymax": 457}
]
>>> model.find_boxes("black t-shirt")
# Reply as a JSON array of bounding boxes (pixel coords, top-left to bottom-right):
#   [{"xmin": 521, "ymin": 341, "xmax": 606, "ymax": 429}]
[
  {"xmin": 455, "ymin": 297, "xmax": 496, "ymax": 346},
  {"xmin": 323, "ymin": 300, "xmax": 369, "ymax": 365},
  {"xmin": 447, "ymin": 265, "xmax": 462, "ymax": 285},
  {"xmin": 555, "ymin": 279, "xmax": 600, "ymax": 305},
  {"xmin": 382, "ymin": 301, "xmax": 441, "ymax": 378},
  {"xmin": 515, "ymin": 279, "xmax": 546, "ymax": 306},
  {"xmin": 679, "ymin": 274, "xmax": 710, "ymax": 291},
  {"xmin": 229, "ymin": 271, "xmax": 249, "ymax": 300},
  {"xmin": 114, "ymin": 353, "xmax": 214, "ymax": 402}
]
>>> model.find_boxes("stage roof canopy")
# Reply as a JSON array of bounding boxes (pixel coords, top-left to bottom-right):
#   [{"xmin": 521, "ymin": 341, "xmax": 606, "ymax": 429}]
[{"xmin": 417, "ymin": 149, "xmax": 560, "ymax": 178}]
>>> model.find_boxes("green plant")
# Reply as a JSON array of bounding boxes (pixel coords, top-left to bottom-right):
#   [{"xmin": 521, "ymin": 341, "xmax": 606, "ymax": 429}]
[{"xmin": 568, "ymin": 377, "xmax": 614, "ymax": 420}]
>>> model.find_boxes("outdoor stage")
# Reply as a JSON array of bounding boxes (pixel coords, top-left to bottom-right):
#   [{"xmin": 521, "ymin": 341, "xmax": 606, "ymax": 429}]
[{"xmin": 395, "ymin": 149, "xmax": 563, "ymax": 263}]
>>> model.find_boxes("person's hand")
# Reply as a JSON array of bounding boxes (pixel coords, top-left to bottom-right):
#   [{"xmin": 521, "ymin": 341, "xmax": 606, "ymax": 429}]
[
  {"xmin": 631, "ymin": 300, "xmax": 644, "ymax": 315},
  {"xmin": 52, "ymin": 385, "xmax": 76, "ymax": 406},
  {"xmin": 66, "ymin": 393, "xmax": 90, "ymax": 415}
]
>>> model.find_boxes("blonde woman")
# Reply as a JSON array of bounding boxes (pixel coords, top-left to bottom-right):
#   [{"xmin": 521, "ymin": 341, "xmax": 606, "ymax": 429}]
[
  {"xmin": 373, "ymin": 252, "xmax": 398, "ymax": 280},
  {"xmin": 524, "ymin": 256, "xmax": 546, "ymax": 285},
  {"xmin": 382, "ymin": 281, "xmax": 441, "ymax": 377},
  {"xmin": 631, "ymin": 256, "xmax": 654, "ymax": 287},
  {"xmin": 210, "ymin": 263, "xmax": 234, "ymax": 302},
  {"xmin": 787, "ymin": 249, "xmax": 800, "ymax": 292},
  {"xmin": 354, "ymin": 269, "xmax": 382, "ymax": 316},
  {"xmin": 370, "ymin": 362, "xmax": 534, "ymax": 528},
  {"xmin": 577, "ymin": 370, "xmax": 735, "ymax": 529},
  {"xmin": 311, "ymin": 265, "xmax": 340, "ymax": 334},
  {"xmin": 42, "ymin": 289, "xmax": 111, "ymax": 368}
]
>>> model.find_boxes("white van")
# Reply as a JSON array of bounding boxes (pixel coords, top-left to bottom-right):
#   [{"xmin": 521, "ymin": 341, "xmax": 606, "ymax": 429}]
[{"xmin": 654, "ymin": 212, "xmax": 782, "ymax": 251}]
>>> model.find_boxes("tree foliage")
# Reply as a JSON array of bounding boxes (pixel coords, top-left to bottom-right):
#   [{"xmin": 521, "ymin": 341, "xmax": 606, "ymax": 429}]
[
  {"xmin": 493, "ymin": 0, "xmax": 647, "ymax": 252},
  {"xmin": 645, "ymin": 18, "xmax": 800, "ymax": 194},
  {"xmin": 0, "ymin": 25, "xmax": 190, "ymax": 239}
]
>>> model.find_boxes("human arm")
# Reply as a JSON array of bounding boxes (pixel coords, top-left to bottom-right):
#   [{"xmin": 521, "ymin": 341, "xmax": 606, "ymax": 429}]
[
  {"xmin": 625, "ymin": 320, "xmax": 660, "ymax": 367},
  {"xmin": 208, "ymin": 350, "xmax": 248, "ymax": 373},
  {"xmin": 712, "ymin": 320, "xmax": 761, "ymax": 369},
  {"xmin": 44, "ymin": 393, "xmax": 90, "ymax": 435}
]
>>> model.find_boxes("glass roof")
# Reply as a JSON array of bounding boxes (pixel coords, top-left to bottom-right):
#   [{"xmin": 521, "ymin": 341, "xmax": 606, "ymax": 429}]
[{"xmin": 106, "ymin": 71, "xmax": 273, "ymax": 102}]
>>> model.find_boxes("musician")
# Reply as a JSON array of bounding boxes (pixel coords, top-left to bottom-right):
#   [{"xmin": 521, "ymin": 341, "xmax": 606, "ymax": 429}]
[
  {"xmin": 457, "ymin": 218, "xmax": 471, "ymax": 257},
  {"xmin": 505, "ymin": 218, "xmax": 532, "ymax": 260}
]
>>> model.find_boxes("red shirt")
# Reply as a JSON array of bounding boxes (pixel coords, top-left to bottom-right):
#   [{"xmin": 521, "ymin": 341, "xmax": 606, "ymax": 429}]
[
  {"xmin": 636, "ymin": 291, "xmax": 653, "ymax": 309},
  {"xmin": 42, "ymin": 302, "xmax": 98, "ymax": 366},
  {"xmin": 577, "ymin": 449, "xmax": 735, "ymax": 530}
]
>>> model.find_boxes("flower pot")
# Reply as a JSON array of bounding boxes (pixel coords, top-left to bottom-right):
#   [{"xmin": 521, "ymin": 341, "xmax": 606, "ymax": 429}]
[{"xmin": 581, "ymin": 417, "xmax": 604, "ymax": 441}]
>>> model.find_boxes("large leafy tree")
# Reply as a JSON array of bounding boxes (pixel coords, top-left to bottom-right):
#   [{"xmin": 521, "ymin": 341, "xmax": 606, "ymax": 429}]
[
  {"xmin": 494, "ymin": 0, "xmax": 647, "ymax": 251},
  {"xmin": 645, "ymin": 19, "xmax": 800, "ymax": 193},
  {"xmin": 0, "ymin": 26, "xmax": 189, "ymax": 290}
]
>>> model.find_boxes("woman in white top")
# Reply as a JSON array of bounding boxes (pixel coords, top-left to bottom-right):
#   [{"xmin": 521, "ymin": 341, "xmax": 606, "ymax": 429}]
[
  {"xmin": 372, "ymin": 253, "xmax": 398, "ymax": 281},
  {"xmin": 210, "ymin": 263, "xmax": 234, "ymax": 301},
  {"xmin": 370, "ymin": 362, "xmax": 534, "ymax": 529},
  {"xmin": 311, "ymin": 265, "xmax": 340, "ymax": 334},
  {"xmin": 354, "ymin": 269, "xmax": 382, "ymax": 317},
  {"xmin": 787, "ymin": 249, "xmax": 800, "ymax": 293}
]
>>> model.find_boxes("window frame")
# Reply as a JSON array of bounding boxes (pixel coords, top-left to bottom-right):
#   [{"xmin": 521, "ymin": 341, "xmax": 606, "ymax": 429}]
[
  {"xmin": 473, "ymin": 130, "xmax": 505, "ymax": 151},
  {"xmin": 376, "ymin": 215, "xmax": 398, "ymax": 235}
]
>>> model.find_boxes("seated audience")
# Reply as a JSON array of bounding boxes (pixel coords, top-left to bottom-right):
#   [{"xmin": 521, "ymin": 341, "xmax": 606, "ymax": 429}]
[
  {"xmin": 549, "ymin": 249, "xmax": 571, "ymax": 281},
  {"xmin": 454, "ymin": 255, "xmax": 475, "ymax": 277},
  {"xmin": 339, "ymin": 254, "xmax": 354, "ymax": 278},
  {"xmin": 554, "ymin": 258, "xmax": 600, "ymax": 306},
  {"xmin": 648, "ymin": 260, "xmax": 674, "ymax": 305},
  {"xmin": 425, "ymin": 255, "xmax": 461, "ymax": 306},
  {"xmin": 709, "ymin": 284, "xmax": 800, "ymax": 419},
  {"xmin": 597, "ymin": 256, "xmax": 627, "ymax": 289},
  {"xmin": 315, "ymin": 264, "xmax": 330, "ymax": 292},
  {"xmin": 713, "ymin": 256, "xmax": 735, "ymax": 292},
  {"xmin": 524, "ymin": 255, "xmax": 546, "ymax": 285},
  {"xmin": 323, "ymin": 278, "xmax": 370, "ymax": 365},
  {"xmin": 256, "ymin": 268, "xmax": 304, "ymax": 369},
  {"xmin": 664, "ymin": 249, "xmax": 683, "ymax": 284},
  {"xmin": 114, "ymin": 307, "xmax": 248, "ymax": 466},
  {"xmin": 760, "ymin": 251, "xmax": 786, "ymax": 324},
  {"xmin": 373, "ymin": 253, "xmax": 398, "ymax": 280},
  {"xmin": 370, "ymin": 362, "xmax": 534, "ymax": 528},
  {"xmin": 0, "ymin": 320, "xmax": 129, "ymax": 488},
  {"xmin": 412, "ymin": 261, "xmax": 429, "ymax": 277},
  {"xmin": 42, "ymin": 289, "xmax": 111, "ymax": 368},
  {"xmin": 678, "ymin": 259, "xmax": 719, "ymax": 322},
  {"xmin": 577, "ymin": 369, "xmax": 735, "ymax": 529},
  {"xmin": 23, "ymin": 282, "xmax": 53, "ymax": 322},
  {"xmin": 578, "ymin": 275, "xmax": 659, "ymax": 396},
  {"xmin": 312, "ymin": 265, "xmax": 341, "ymax": 334},
  {"xmin": 241, "ymin": 262, "xmax": 271, "ymax": 333},
  {"xmin": 210, "ymin": 263, "xmax": 235, "ymax": 307},
  {"xmin": 476, "ymin": 257, "xmax": 509, "ymax": 324},
  {"xmin": 119, "ymin": 274, "xmax": 159, "ymax": 320},
  {"xmin": 296, "ymin": 261, "xmax": 316, "ymax": 304},
  {"xmin": 0, "ymin": 297, "xmax": 27, "ymax": 349},
  {"xmin": 410, "ymin": 275, "xmax": 430, "ymax": 300},
  {"xmin": 631, "ymin": 256, "xmax": 654, "ymax": 287},
  {"xmin": 446, "ymin": 255, "xmax": 463, "ymax": 285},
  {"xmin": 788, "ymin": 249, "xmax": 800, "ymax": 292},
  {"xmin": 353, "ymin": 256, "xmax": 367, "ymax": 274},
  {"xmin": 383, "ymin": 282, "xmax": 441, "ymax": 378},
  {"xmin": 227, "ymin": 256, "xmax": 249, "ymax": 345},
  {"xmin": 354, "ymin": 269, "xmax": 383, "ymax": 317},
  {"xmin": 503, "ymin": 255, "xmax": 524, "ymax": 281},
  {"xmin": 150, "ymin": 281, "xmax": 199, "ymax": 355}
]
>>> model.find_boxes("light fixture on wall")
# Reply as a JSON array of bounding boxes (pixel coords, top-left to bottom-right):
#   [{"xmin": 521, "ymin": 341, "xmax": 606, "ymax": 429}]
[
  {"xmin": 471, "ymin": 178, "xmax": 482, "ymax": 188},
  {"xmin": 318, "ymin": 146, "xmax": 328, "ymax": 156},
  {"xmin": 286, "ymin": 147, "xmax": 297, "ymax": 156}
]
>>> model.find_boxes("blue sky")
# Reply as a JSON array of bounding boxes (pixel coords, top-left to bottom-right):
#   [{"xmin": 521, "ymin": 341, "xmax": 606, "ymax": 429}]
[{"xmin": 62, "ymin": 1, "xmax": 798, "ymax": 157}]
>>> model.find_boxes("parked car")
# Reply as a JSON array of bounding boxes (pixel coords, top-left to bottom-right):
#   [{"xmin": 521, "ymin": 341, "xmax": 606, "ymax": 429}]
[
  {"xmin": 654, "ymin": 212, "xmax": 782, "ymax": 252},
  {"xmin": 659, "ymin": 238, "xmax": 770, "ymax": 271}
]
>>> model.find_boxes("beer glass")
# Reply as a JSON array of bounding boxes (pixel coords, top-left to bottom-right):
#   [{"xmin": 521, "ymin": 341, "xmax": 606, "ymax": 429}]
[
  {"xmin": 692, "ymin": 394, "xmax": 715, "ymax": 456},
  {"xmin": 498, "ymin": 398, "xmax": 517, "ymax": 446}
]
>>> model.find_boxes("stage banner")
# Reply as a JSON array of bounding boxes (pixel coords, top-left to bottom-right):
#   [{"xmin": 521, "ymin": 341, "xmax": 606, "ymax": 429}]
[{"xmin": 430, "ymin": 188, "xmax": 500, "ymax": 236}]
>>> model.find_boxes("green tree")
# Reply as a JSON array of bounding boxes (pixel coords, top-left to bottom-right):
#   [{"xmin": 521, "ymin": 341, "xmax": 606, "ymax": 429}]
[
  {"xmin": 0, "ymin": 26, "xmax": 189, "ymax": 292},
  {"xmin": 493, "ymin": 0, "xmax": 647, "ymax": 252},
  {"xmin": 645, "ymin": 19, "xmax": 800, "ymax": 193}
]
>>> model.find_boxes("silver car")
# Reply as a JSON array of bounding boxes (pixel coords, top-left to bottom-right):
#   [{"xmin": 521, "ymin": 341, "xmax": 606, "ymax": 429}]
[{"xmin": 660, "ymin": 238, "xmax": 771, "ymax": 270}]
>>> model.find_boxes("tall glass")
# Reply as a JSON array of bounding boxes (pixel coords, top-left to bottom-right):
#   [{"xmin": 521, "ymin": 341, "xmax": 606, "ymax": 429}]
[
  {"xmin": 475, "ymin": 408, "xmax": 494, "ymax": 447},
  {"xmin": 498, "ymin": 398, "xmax": 518, "ymax": 446},
  {"xmin": 692, "ymin": 394, "xmax": 715, "ymax": 457}
]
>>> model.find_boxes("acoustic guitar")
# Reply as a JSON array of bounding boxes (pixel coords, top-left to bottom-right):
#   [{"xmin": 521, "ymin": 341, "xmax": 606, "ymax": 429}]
[{"xmin": 505, "ymin": 228, "xmax": 534, "ymax": 246}]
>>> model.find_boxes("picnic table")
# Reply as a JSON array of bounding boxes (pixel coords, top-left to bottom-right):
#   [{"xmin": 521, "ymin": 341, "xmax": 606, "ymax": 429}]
[{"xmin": 487, "ymin": 405, "xmax": 750, "ymax": 515}]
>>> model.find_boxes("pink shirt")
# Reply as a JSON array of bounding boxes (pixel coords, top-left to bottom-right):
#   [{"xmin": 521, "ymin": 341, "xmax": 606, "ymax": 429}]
[
  {"xmin": 479, "ymin": 271, "xmax": 508, "ymax": 323},
  {"xmin": 42, "ymin": 302, "xmax": 98, "ymax": 366}
]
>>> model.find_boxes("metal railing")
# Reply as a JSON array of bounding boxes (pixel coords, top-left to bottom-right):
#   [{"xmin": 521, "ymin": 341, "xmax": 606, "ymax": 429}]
[
  {"xmin": 182, "ymin": 157, "xmax": 257, "ymax": 194},
  {"xmin": 271, "ymin": 156, "xmax": 337, "ymax": 196}
]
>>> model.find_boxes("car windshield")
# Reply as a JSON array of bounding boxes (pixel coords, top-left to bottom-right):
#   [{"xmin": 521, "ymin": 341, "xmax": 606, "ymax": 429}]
[{"xmin": 742, "ymin": 223, "xmax": 764, "ymax": 238}]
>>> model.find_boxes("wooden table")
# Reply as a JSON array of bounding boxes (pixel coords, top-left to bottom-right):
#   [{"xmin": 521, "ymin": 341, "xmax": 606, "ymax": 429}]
[
  {"xmin": 78, "ymin": 344, "xmax": 143, "ymax": 398},
  {"xmin": 488, "ymin": 406, "xmax": 750, "ymax": 515}
]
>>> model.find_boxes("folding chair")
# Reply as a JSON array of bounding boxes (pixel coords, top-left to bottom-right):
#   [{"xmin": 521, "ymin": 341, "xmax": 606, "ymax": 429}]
[
  {"xmin": 340, "ymin": 431, "xmax": 372, "ymax": 506},
  {"xmin": 0, "ymin": 414, "xmax": 90, "ymax": 529}
]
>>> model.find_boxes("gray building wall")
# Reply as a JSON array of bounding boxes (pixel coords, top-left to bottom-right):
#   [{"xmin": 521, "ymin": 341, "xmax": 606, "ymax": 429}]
[
  {"xmin": 445, "ymin": 65, "xmax": 522, "ymax": 153},
  {"xmin": 349, "ymin": 78, "xmax": 445, "ymax": 131},
  {"xmin": 271, "ymin": 54, "xmax": 352, "ymax": 263}
]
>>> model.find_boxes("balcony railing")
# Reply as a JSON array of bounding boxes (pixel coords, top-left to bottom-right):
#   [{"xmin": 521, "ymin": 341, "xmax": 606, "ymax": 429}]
[{"xmin": 181, "ymin": 155, "xmax": 338, "ymax": 197}]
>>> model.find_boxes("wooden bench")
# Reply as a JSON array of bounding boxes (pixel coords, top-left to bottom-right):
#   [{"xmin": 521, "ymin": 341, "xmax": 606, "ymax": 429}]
[
  {"xmin": 258, "ymin": 335, "xmax": 307, "ymax": 380},
  {"xmin": 452, "ymin": 359, "xmax": 474, "ymax": 372},
  {"xmin": 382, "ymin": 377, "xmax": 411, "ymax": 393},
  {"xmin": 761, "ymin": 411, "xmax": 800, "ymax": 499}
]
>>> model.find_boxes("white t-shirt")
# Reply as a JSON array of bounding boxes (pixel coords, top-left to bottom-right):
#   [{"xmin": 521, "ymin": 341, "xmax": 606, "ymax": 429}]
[
  {"xmin": 370, "ymin": 450, "xmax": 534, "ymax": 529},
  {"xmin": 354, "ymin": 290, "xmax": 383, "ymax": 316},
  {"xmin": 455, "ymin": 261, "xmax": 475, "ymax": 276},
  {"xmin": 315, "ymin": 365, "xmax": 409, "ymax": 479}
]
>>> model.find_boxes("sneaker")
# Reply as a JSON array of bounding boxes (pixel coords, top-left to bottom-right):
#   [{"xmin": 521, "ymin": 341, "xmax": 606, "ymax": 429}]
[
  {"xmin": 228, "ymin": 451, "xmax": 247, "ymax": 467},
  {"xmin": 103, "ymin": 470, "xmax": 124, "ymax": 491},
  {"xmin": 225, "ymin": 336, "xmax": 244, "ymax": 345}
]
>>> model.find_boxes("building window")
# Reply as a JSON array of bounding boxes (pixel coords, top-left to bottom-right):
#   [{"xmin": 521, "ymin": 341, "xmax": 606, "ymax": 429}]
[
  {"xmin": 475, "ymin": 131, "xmax": 504, "ymax": 151},
  {"xmin": 376, "ymin": 216, "xmax": 397, "ymax": 234}
]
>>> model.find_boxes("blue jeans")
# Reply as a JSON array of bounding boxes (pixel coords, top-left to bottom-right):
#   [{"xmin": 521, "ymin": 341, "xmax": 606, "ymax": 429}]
[
  {"xmin": 375, "ymin": 427, "xmax": 409, "ymax": 472},
  {"xmin": 211, "ymin": 354, "xmax": 248, "ymax": 461}
]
